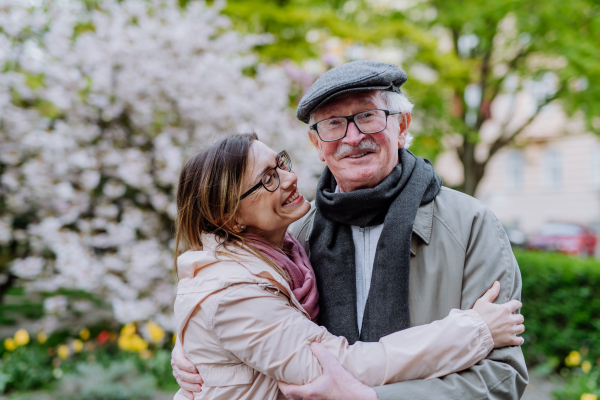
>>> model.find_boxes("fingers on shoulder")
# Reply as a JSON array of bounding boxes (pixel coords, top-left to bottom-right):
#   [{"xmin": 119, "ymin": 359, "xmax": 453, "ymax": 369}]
[
  {"xmin": 512, "ymin": 313, "xmax": 525, "ymax": 324},
  {"xmin": 504, "ymin": 300, "xmax": 522, "ymax": 313}
]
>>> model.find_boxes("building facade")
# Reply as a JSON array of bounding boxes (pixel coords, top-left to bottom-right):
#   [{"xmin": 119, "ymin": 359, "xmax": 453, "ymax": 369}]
[{"xmin": 435, "ymin": 103, "xmax": 600, "ymax": 235}]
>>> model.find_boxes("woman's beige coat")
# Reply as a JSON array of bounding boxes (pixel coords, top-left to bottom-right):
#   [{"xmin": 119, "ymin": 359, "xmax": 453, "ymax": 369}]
[{"xmin": 173, "ymin": 234, "xmax": 494, "ymax": 400}]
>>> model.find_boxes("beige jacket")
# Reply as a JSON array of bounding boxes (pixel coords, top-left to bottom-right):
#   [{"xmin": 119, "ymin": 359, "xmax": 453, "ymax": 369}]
[
  {"xmin": 174, "ymin": 233, "xmax": 493, "ymax": 400},
  {"xmin": 288, "ymin": 187, "xmax": 528, "ymax": 400}
]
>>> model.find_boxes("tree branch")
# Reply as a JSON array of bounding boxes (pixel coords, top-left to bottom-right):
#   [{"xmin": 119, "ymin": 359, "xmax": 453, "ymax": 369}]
[
  {"xmin": 485, "ymin": 93, "xmax": 558, "ymax": 166},
  {"xmin": 475, "ymin": 45, "xmax": 494, "ymax": 130},
  {"xmin": 485, "ymin": 50, "xmax": 529, "ymax": 113}
]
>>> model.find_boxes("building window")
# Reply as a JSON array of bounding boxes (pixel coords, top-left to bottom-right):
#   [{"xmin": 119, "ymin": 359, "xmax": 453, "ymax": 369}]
[
  {"xmin": 543, "ymin": 149, "xmax": 562, "ymax": 189},
  {"xmin": 593, "ymin": 145, "xmax": 600, "ymax": 189},
  {"xmin": 506, "ymin": 150, "xmax": 524, "ymax": 190}
]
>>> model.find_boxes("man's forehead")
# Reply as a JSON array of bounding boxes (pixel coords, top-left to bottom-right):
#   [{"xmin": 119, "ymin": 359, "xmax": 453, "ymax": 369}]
[{"xmin": 316, "ymin": 91, "xmax": 383, "ymax": 115}]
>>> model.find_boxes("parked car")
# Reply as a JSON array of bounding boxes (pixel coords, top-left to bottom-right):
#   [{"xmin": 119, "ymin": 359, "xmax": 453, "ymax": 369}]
[{"xmin": 527, "ymin": 222, "xmax": 597, "ymax": 256}]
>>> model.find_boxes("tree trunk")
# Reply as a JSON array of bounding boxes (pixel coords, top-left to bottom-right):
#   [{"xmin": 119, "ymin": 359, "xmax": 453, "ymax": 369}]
[{"xmin": 458, "ymin": 141, "xmax": 485, "ymax": 197}]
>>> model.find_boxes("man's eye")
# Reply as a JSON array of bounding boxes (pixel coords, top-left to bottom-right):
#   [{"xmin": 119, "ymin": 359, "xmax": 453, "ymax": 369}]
[
  {"xmin": 322, "ymin": 119, "xmax": 342, "ymax": 128},
  {"xmin": 263, "ymin": 173, "xmax": 273, "ymax": 184}
]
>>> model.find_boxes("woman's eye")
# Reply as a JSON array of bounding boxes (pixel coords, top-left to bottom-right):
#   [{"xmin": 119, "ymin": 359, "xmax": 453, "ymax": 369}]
[{"xmin": 263, "ymin": 174, "xmax": 273, "ymax": 185}]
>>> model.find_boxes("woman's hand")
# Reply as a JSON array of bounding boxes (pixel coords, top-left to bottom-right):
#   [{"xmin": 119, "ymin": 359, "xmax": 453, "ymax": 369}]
[
  {"xmin": 473, "ymin": 281, "xmax": 525, "ymax": 348},
  {"xmin": 171, "ymin": 338, "xmax": 203, "ymax": 398}
]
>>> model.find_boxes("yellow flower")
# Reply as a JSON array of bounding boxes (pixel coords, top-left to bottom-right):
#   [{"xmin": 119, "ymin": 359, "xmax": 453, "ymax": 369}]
[
  {"xmin": 57, "ymin": 344, "xmax": 70, "ymax": 360},
  {"xmin": 582, "ymin": 361, "xmax": 593, "ymax": 373},
  {"xmin": 145, "ymin": 321, "xmax": 165, "ymax": 343},
  {"xmin": 4, "ymin": 338, "xmax": 17, "ymax": 351},
  {"xmin": 118, "ymin": 334, "xmax": 133, "ymax": 351},
  {"xmin": 130, "ymin": 334, "xmax": 148, "ymax": 352},
  {"xmin": 121, "ymin": 323, "xmax": 136, "ymax": 337},
  {"xmin": 139, "ymin": 349, "xmax": 153, "ymax": 360},
  {"xmin": 72, "ymin": 339, "xmax": 84, "ymax": 353},
  {"xmin": 37, "ymin": 332, "xmax": 48, "ymax": 344},
  {"xmin": 79, "ymin": 328, "xmax": 90, "ymax": 341},
  {"xmin": 14, "ymin": 329, "xmax": 30, "ymax": 346},
  {"xmin": 566, "ymin": 351, "xmax": 582, "ymax": 367},
  {"xmin": 173, "ymin": 333, "xmax": 177, "ymax": 344},
  {"xmin": 581, "ymin": 394, "xmax": 597, "ymax": 400}
]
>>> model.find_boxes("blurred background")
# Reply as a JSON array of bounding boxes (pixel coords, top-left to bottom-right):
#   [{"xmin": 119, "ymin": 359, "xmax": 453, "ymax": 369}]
[{"xmin": 0, "ymin": 0, "xmax": 599, "ymax": 399}]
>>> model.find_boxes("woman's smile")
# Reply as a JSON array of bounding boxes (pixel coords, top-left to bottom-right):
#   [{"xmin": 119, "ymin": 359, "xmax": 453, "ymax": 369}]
[{"xmin": 282, "ymin": 187, "xmax": 303, "ymax": 206}]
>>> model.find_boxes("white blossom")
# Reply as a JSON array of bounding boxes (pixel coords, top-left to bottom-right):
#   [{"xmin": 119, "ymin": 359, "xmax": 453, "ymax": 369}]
[
  {"xmin": 10, "ymin": 256, "xmax": 45, "ymax": 279},
  {"xmin": 0, "ymin": 0, "xmax": 320, "ymax": 330}
]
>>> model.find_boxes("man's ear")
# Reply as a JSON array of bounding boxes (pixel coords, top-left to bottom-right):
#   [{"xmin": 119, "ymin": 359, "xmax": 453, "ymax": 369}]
[
  {"xmin": 398, "ymin": 112, "xmax": 412, "ymax": 148},
  {"xmin": 308, "ymin": 131, "xmax": 325, "ymax": 162}
]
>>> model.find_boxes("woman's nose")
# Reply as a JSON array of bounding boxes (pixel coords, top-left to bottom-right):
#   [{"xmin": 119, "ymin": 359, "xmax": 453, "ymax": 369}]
[{"xmin": 279, "ymin": 169, "xmax": 297, "ymax": 189}]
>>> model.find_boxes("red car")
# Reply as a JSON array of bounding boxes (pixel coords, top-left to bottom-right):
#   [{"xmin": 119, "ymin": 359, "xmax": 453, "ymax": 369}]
[{"xmin": 527, "ymin": 222, "xmax": 597, "ymax": 256}]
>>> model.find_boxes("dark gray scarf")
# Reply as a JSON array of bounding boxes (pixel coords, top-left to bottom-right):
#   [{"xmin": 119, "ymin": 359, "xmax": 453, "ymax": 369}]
[{"xmin": 309, "ymin": 148, "xmax": 442, "ymax": 344}]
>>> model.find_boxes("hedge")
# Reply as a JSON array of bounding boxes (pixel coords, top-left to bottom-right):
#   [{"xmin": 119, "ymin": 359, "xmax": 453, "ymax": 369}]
[{"xmin": 516, "ymin": 249, "xmax": 600, "ymax": 367}]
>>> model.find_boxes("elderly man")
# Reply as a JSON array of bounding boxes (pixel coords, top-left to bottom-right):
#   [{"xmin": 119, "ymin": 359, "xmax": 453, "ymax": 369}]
[{"xmin": 172, "ymin": 60, "xmax": 528, "ymax": 400}]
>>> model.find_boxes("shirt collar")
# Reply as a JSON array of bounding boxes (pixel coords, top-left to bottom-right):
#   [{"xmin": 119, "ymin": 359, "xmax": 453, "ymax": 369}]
[{"xmin": 335, "ymin": 184, "xmax": 435, "ymax": 245}]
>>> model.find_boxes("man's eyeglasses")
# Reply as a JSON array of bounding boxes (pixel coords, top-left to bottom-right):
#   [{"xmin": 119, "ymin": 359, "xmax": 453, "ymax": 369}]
[
  {"xmin": 240, "ymin": 150, "xmax": 292, "ymax": 200},
  {"xmin": 310, "ymin": 109, "xmax": 401, "ymax": 142}
]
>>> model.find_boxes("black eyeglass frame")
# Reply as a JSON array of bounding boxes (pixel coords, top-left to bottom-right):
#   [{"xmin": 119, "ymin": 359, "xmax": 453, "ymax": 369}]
[
  {"xmin": 309, "ymin": 109, "xmax": 402, "ymax": 142},
  {"xmin": 240, "ymin": 150, "xmax": 292, "ymax": 200}
]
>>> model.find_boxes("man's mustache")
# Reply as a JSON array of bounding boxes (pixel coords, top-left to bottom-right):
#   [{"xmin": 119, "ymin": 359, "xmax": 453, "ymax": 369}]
[{"xmin": 334, "ymin": 137, "xmax": 381, "ymax": 159}]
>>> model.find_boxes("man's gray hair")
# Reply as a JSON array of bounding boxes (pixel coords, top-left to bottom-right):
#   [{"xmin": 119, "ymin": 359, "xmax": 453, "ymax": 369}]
[{"xmin": 308, "ymin": 90, "xmax": 414, "ymax": 148}]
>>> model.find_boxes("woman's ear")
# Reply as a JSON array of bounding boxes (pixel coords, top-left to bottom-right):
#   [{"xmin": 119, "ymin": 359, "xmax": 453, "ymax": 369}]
[
  {"xmin": 216, "ymin": 214, "xmax": 245, "ymax": 233},
  {"xmin": 233, "ymin": 223, "xmax": 246, "ymax": 233},
  {"xmin": 231, "ymin": 219, "xmax": 247, "ymax": 233}
]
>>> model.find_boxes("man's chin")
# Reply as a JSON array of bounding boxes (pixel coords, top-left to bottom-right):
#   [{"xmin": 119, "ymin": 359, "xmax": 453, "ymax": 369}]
[{"xmin": 334, "ymin": 167, "xmax": 382, "ymax": 191}]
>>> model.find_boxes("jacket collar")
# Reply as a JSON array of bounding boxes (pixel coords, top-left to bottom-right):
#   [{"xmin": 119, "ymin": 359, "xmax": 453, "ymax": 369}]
[
  {"xmin": 413, "ymin": 199, "xmax": 434, "ymax": 244},
  {"xmin": 410, "ymin": 199, "xmax": 434, "ymax": 255},
  {"xmin": 178, "ymin": 233, "xmax": 295, "ymax": 295}
]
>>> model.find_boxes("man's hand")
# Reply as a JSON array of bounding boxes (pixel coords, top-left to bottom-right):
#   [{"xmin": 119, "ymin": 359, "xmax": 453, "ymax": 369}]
[
  {"xmin": 171, "ymin": 339, "xmax": 203, "ymax": 399},
  {"xmin": 278, "ymin": 342, "xmax": 378, "ymax": 400}
]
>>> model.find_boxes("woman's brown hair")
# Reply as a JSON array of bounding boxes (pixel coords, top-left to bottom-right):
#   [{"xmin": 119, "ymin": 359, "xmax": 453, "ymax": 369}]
[{"xmin": 174, "ymin": 132, "xmax": 289, "ymax": 280}]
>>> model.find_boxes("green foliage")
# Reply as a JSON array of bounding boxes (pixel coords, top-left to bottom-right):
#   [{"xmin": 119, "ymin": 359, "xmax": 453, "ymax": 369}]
[
  {"xmin": 517, "ymin": 249, "xmax": 600, "ymax": 367},
  {"xmin": 0, "ymin": 345, "xmax": 54, "ymax": 392},
  {"xmin": 0, "ymin": 325, "xmax": 176, "ymax": 395},
  {"xmin": 192, "ymin": 0, "xmax": 600, "ymax": 194},
  {"xmin": 143, "ymin": 349, "xmax": 179, "ymax": 391},
  {"xmin": 553, "ymin": 366, "xmax": 600, "ymax": 400},
  {"xmin": 57, "ymin": 360, "xmax": 156, "ymax": 400}
]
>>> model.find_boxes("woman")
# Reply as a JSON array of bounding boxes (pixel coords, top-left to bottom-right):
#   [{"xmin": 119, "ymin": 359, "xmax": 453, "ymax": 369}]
[{"xmin": 173, "ymin": 133, "xmax": 524, "ymax": 400}]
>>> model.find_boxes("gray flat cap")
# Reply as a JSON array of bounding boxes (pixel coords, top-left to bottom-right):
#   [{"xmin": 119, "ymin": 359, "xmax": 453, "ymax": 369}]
[{"xmin": 296, "ymin": 60, "xmax": 408, "ymax": 123}]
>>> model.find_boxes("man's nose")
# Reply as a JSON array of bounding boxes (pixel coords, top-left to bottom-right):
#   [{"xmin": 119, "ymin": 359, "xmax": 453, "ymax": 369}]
[{"xmin": 342, "ymin": 121, "xmax": 365, "ymax": 146}]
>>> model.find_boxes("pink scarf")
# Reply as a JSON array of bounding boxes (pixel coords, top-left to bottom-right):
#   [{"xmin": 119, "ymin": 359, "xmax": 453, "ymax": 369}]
[{"xmin": 245, "ymin": 232, "xmax": 319, "ymax": 321}]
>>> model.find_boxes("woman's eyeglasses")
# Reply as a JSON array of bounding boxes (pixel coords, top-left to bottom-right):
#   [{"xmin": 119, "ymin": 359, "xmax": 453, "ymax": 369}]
[{"xmin": 240, "ymin": 150, "xmax": 292, "ymax": 200}]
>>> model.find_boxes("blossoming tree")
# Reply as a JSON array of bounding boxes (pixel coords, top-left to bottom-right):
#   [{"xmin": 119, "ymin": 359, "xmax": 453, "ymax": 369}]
[{"xmin": 0, "ymin": 0, "xmax": 320, "ymax": 331}]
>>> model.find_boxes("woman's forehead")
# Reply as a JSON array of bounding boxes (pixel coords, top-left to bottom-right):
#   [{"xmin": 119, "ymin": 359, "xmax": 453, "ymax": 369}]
[{"xmin": 247, "ymin": 141, "xmax": 277, "ymax": 177}]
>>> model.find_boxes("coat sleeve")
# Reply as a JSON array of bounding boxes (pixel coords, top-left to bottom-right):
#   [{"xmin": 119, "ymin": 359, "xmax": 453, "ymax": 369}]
[
  {"xmin": 373, "ymin": 208, "xmax": 529, "ymax": 400},
  {"xmin": 209, "ymin": 284, "xmax": 493, "ymax": 387}
]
